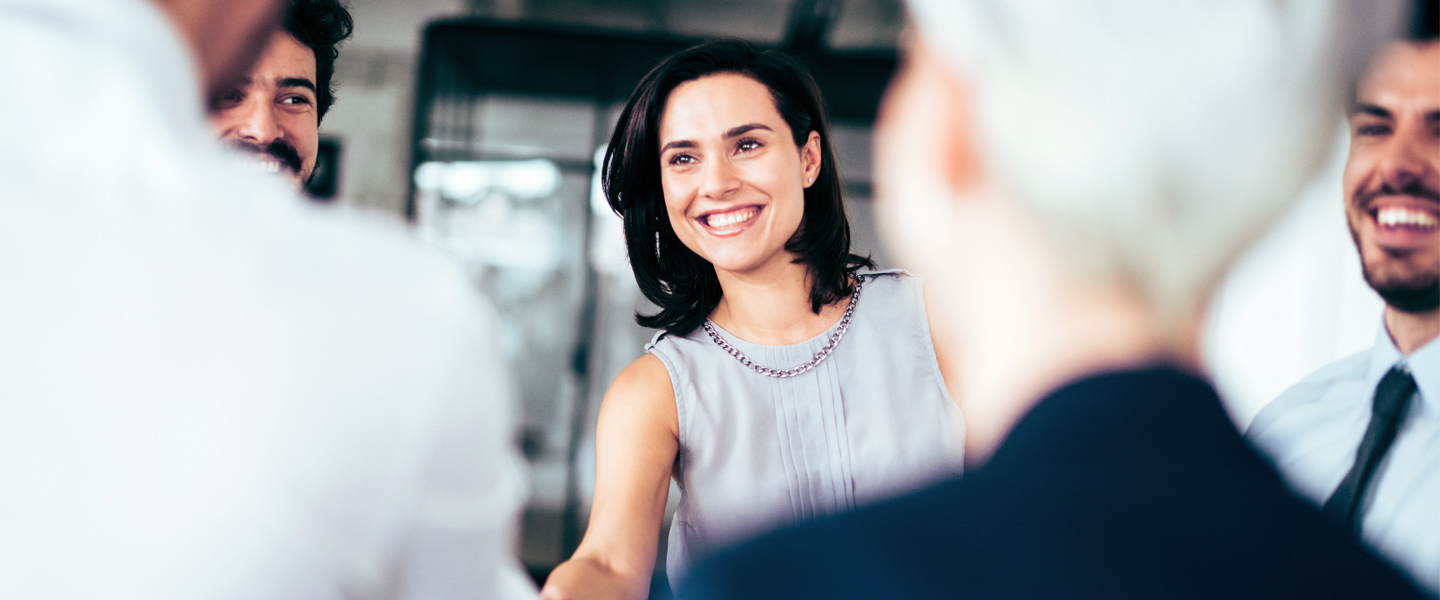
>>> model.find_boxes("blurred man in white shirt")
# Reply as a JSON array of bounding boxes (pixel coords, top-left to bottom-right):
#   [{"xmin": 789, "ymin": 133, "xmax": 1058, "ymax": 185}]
[{"xmin": 0, "ymin": 0, "xmax": 536, "ymax": 598}]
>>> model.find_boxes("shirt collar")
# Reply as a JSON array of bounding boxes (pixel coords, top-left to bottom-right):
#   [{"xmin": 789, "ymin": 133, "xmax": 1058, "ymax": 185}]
[
  {"xmin": 984, "ymin": 366, "xmax": 1234, "ymax": 470},
  {"xmin": 1368, "ymin": 318, "xmax": 1440, "ymax": 413}
]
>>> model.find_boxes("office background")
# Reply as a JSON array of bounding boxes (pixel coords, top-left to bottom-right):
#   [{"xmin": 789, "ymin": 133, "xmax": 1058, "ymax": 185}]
[{"xmin": 307, "ymin": 0, "xmax": 1382, "ymax": 593}]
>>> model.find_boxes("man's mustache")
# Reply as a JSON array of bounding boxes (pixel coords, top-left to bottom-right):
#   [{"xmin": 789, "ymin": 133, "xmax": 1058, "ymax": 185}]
[
  {"xmin": 226, "ymin": 139, "xmax": 303, "ymax": 176},
  {"xmin": 1357, "ymin": 179, "xmax": 1440, "ymax": 210}
]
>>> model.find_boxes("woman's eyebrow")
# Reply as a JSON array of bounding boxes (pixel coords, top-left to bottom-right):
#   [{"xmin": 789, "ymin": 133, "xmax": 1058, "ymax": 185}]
[
  {"xmin": 660, "ymin": 139, "xmax": 696, "ymax": 153},
  {"xmin": 725, "ymin": 123, "xmax": 771, "ymax": 138},
  {"xmin": 660, "ymin": 124, "xmax": 773, "ymax": 153}
]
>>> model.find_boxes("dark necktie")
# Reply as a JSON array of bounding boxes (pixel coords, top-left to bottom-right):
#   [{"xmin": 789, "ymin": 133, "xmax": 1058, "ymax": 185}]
[{"xmin": 1322, "ymin": 365, "xmax": 1417, "ymax": 534}]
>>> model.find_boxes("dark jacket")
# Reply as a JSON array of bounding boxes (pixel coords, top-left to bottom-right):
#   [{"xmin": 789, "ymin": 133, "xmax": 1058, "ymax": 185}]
[{"xmin": 680, "ymin": 368, "xmax": 1428, "ymax": 599}]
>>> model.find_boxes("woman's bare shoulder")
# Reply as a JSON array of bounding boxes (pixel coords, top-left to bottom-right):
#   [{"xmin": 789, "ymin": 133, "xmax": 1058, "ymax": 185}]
[
  {"xmin": 611, "ymin": 353, "xmax": 673, "ymax": 396},
  {"xmin": 601, "ymin": 353, "xmax": 678, "ymax": 437}
]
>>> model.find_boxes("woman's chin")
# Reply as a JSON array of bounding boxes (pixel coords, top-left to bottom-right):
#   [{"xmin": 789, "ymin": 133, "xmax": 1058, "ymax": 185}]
[
  {"xmin": 705, "ymin": 256, "xmax": 762, "ymax": 275},
  {"xmin": 702, "ymin": 248, "xmax": 795, "ymax": 277}
]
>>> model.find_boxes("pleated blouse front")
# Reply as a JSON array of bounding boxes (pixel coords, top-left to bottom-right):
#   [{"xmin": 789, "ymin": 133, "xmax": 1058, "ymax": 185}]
[{"xmin": 646, "ymin": 270, "xmax": 965, "ymax": 581}]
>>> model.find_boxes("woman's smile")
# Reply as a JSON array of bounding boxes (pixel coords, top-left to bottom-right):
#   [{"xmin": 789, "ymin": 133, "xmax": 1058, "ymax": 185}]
[
  {"xmin": 697, "ymin": 204, "xmax": 764, "ymax": 236},
  {"xmin": 657, "ymin": 73, "xmax": 820, "ymax": 274}
]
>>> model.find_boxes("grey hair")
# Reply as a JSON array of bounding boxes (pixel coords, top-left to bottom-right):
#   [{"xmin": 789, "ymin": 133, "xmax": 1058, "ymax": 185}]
[{"xmin": 906, "ymin": 0, "xmax": 1404, "ymax": 326}]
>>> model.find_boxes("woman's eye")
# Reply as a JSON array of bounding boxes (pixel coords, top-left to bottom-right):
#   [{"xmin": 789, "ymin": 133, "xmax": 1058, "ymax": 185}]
[
  {"xmin": 736, "ymin": 139, "xmax": 762, "ymax": 153},
  {"xmin": 668, "ymin": 153, "xmax": 695, "ymax": 166}
]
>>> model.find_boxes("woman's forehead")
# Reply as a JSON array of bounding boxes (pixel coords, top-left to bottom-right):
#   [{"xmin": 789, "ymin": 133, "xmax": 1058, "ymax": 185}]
[{"xmin": 659, "ymin": 73, "xmax": 787, "ymax": 142}]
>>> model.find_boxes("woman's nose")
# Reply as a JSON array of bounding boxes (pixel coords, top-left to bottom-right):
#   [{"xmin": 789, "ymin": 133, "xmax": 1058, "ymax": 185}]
[{"xmin": 697, "ymin": 157, "xmax": 740, "ymax": 200}]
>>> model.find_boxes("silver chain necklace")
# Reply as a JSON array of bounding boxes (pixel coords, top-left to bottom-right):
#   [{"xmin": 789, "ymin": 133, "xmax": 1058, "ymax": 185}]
[{"xmin": 702, "ymin": 276, "xmax": 863, "ymax": 378}]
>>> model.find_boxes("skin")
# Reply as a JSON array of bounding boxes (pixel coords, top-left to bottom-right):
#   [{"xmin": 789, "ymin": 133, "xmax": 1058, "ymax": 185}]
[
  {"xmin": 659, "ymin": 74, "xmax": 837, "ymax": 344},
  {"xmin": 209, "ymin": 31, "xmax": 322, "ymax": 185},
  {"xmin": 873, "ymin": 36, "xmax": 1204, "ymax": 465},
  {"xmin": 150, "ymin": 0, "xmax": 284, "ymax": 103},
  {"xmin": 1343, "ymin": 41, "xmax": 1440, "ymax": 355},
  {"xmin": 539, "ymin": 74, "xmax": 836, "ymax": 600}
]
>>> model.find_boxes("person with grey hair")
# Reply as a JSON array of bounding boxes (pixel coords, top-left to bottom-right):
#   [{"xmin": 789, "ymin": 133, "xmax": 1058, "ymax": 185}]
[{"xmin": 677, "ymin": 0, "xmax": 1430, "ymax": 597}]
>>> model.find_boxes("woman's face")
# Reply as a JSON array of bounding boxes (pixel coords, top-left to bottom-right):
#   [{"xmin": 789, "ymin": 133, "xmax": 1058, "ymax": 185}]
[{"xmin": 657, "ymin": 73, "xmax": 821, "ymax": 276}]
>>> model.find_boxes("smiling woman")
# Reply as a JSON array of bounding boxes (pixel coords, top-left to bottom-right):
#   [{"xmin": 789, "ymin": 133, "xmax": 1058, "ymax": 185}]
[
  {"xmin": 658, "ymin": 74, "xmax": 814, "ymax": 285},
  {"xmin": 540, "ymin": 41, "xmax": 966, "ymax": 600},
  {"xmin": 606, "ymin": 41, "xmax": 871, "ymax": 336}
]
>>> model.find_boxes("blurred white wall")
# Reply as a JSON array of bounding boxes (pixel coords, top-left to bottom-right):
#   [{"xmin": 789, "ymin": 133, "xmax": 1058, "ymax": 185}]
[
  {"xmin": 1204, "ymin": 128, "xmax": 1384, "ymax": 429},
  {"xmin": 319, "ymin": 0, "xmax": 905, "ymax": 217},
  {"xmin": 320, "ymin": 0, "xmax": 469, "ymax": 215}
]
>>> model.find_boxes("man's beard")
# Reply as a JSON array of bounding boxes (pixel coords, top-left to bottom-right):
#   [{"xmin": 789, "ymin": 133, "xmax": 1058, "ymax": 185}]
[
  {"xmin": 1352, "ymin": 178, "xmax": 1440, "ymax": 313},
  {"xmin": 226, "ymin": 139, "xmax": 305, "ymax": 181},
  {"xmin": 1365, "ymin": 269, "xmax": 1440, "ymax": 313}
]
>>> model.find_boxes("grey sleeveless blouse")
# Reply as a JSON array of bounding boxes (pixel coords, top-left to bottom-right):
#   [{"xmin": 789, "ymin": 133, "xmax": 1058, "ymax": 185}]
[{"xmin": 646, "ymin": 270, "xmax": 965, "ymax": 581}]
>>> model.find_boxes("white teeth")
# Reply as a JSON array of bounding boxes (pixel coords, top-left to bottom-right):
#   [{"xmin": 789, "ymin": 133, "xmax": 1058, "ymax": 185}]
[
  {"xmin": 704, "ymin": 207, "xmax": 758, "ymax": 229},
  {"xmin": 1377, "ymin": 207, "xmax": 1439, "ymax": 228},
  {"xmin": 238, "ymin": 160, "xmax": 283, "ymax": 175}
]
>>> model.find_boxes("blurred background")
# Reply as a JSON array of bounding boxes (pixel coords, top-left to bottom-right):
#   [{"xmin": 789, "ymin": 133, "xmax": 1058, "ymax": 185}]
[{"xmin": 309, "ymin": 0, "xmax": 1382, "ymax": 595}]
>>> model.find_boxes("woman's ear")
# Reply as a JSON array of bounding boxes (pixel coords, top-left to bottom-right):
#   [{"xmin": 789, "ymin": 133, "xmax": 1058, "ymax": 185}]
[{"xmin": 801, "ymin": 130, "xmax": 822, "ymax": 188}]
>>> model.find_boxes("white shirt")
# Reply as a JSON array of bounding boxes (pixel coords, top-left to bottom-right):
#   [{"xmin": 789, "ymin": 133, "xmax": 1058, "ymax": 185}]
[
  {"xmin": 0, "ymin": 1, "xmax": 536, "ymax": 598},
  {"xmin": 1248, "ymin": 322, "xmax": 1440, "ymax": 594}
]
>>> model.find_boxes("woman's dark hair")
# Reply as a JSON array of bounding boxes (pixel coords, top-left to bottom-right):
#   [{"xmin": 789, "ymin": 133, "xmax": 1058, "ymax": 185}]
[
  {"xmin": 1413, "ymin": 0, "xmax": 1438, "ymax": 40},
  {"xmin": 603, "ymin": 40, "xmax": 873, "ymax": 335}
]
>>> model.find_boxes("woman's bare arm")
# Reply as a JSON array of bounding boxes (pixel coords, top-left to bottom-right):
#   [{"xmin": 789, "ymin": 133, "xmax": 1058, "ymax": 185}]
[{"xmin": 540, "ymin": 354, "xmax": 679, "ymax": 600}]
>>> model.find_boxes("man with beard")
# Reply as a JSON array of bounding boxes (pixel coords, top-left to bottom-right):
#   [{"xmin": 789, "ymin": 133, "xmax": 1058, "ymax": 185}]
[
  {"xmin": 209, "ymin": 0, "xmax": 352, "ymax": 187},
  {"xmin": 1247, "ymin": 2, "xmax": 1440, "ymax": 593}
]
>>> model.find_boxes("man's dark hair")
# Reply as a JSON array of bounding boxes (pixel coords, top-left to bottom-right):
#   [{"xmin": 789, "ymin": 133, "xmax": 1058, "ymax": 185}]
[
  {"xmin": 1413, "ymin": 0, "xmax": 1439, "ymax": 40},
  {"xmin": 284, "ymin": 0, "xmax": 353, "ymax": 122},
  {"xmin": 603, "ymin": 40, "xmax": 874, "ymax": 336}
]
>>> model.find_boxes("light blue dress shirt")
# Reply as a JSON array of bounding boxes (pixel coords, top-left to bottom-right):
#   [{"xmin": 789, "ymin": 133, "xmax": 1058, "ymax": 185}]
[{"xmin": 1248, "ymin": 322, "xmax": 1439, "ymax": 594}]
